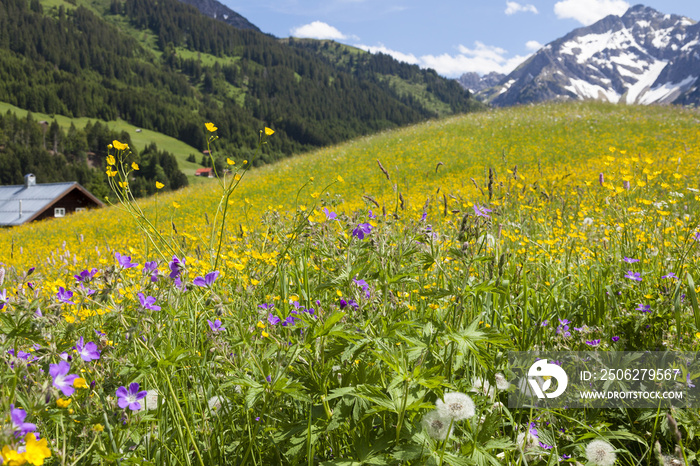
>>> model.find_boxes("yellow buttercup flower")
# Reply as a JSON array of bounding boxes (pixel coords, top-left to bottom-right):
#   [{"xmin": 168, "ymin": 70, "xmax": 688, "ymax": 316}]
[
  {"xmin": 93, "ymin": 424, "xmax": 105, "ymax": 432},
  {"xmin": 337, "ymin": 175, "xmax": 344, "ymax": 183},
  {"xmin": 173, "ymin": 201, "xmax": 180, "ymax": 209},
  {"xmin": 57, "ymin": 398, "xmax": 72, "ymax": 408},
  {"xmin": 24, "ymin": 433, "xmax": 51, "ymax": 465},
  {"xmin": 261, "ymin": 331, "xmax": 269, "ymax": 337},
  {"xmin": 105, "ymin": 168, "xmax": 117, "ymax": 178},
  {"xmin": 106, "ymin": 155, "xmax": 115, "ymax": 166},
  {"xmin": 131, "ymin": 162, "xmax": 139, "ymax": 171},
  {"xmin": 74, "ymin": 377, "xmax": 88, "ymax": 389},
  {"xmin": 155, "ymin": 181, "xmax": 165, "ymax": 189},
  {"xmin": 205, "ymin": 122, "xmax": 218, "ymax": 132},
  {"xmin": 226, "ymin": 158, "xmax": 235, "ymax": 165},
  {"xmin": 264, "ymin": 127, "xmax": 274, "ymax": 136},
  {"xmin": 118, "ymin": 181, "xmax": 128, "ymax": 189},
  {"xmin": 1, "ymin": 445, "xmax": 25, "ymax": 465},
  {"xmin": 112, "ymin": 140, "xmax": 128, "ymax": 151}
]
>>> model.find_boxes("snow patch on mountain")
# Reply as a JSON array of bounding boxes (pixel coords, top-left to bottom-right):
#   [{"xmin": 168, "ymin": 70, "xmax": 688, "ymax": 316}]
[{"xmin": 480, "ymin": 5, "xmax": 700, "ymax": 107}]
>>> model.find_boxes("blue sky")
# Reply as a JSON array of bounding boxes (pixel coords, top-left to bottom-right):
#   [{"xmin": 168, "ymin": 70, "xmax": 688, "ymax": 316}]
[{"xmin": 222, "ymin": 0, "xmax": 700, "ymax": 78}]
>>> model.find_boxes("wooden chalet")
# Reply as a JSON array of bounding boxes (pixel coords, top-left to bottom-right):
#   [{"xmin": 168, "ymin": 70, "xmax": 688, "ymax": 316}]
[{"xmin": 0, "ymin": 174, "xmax": 103, "ymax": 227}]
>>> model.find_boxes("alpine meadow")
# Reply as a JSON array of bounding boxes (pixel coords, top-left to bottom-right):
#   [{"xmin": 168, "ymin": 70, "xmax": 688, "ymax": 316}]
[{"xmin": 2, "ymin": 100, "xmax": 700, "ymax": 465}]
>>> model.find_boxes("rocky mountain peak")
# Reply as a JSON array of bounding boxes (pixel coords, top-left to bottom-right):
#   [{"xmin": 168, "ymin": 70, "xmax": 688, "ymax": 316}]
[{"xmin": 477, "ymin": 4, "xmax": 700, "ymax": 107}]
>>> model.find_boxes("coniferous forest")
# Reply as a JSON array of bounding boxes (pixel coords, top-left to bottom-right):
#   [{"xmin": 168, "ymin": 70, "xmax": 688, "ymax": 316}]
[{"xmin": 0, "ymin": 0, "xmax": 481, "ymax": 191}]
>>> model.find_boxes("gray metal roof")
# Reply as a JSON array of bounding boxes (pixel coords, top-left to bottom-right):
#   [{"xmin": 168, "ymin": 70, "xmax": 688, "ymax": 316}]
[{"xmin": 0, "ymin": 181, "xmax": 78, "ymax": 226}]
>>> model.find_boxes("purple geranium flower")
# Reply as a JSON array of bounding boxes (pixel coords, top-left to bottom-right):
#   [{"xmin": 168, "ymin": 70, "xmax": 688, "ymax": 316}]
[
  {"xmin": 661, "ymin": 272, "xmax": 677, "ymax": 279},
  {"xmin": 636, "ymin": 304, "xmax": 651, "ymax": 313},
  {"xmin": 687, "ymin": 374, "xmax": 695, "ymax": 388},
  {"xmin": 352, "ymin": 223, "xmax": 372, "ymax": 239},
  {"xmin": 138, "ymin": 293, "xmax": 161, "ymax": 311},
  {"xmin": 323, "ymin": 208, "xmax": 337, "ymax": 220},
  {"xmin": 622, "ymin": 257, "xmax": 639, "ymax": 263},
  {"xmin": 207, "ymin": 319, "xmax": 225, "ymax": 333},
  {"xmin": 539, "ymin": 442, "xmax": 553, "ymax": 450},
  {"xmin": 78, "ymin": 284, "xmax": 96, "ymax": 296},
  {"xmin": 353, "ymin": 277, "xmax": 370, "ymax": 298},
  {"xmin": 56, "ymin": 287, "xmax": 74, "ymax": 305},
  {"xmin": 49, "ymin": 361, "xmax": 78, "ymax": 396},
  {"xmin": 585, "ymin": 339, "xmax": 601, "ymax": 346},
  {"xmin": 282, "ymin": 315, "xmax": 300, "ymax": 327},
  {"xmin": 624, "ymin": 271, "xmax": 642, "ymax": 282},
  {"xmin": 143, "ymin": 261, "xmax": 159, "ymax": 282},
  {"xmin": 368, "ymin": 210, "xmax": 376, "ymax": 219},
  {"xmin": 268, "ymin": 313, "xmax": 281, "ymax": 325},
  {"xmin": 473, "ymin": 204, "xmax": 492, "ymax": 219},
  {"xmin": 556, "ymin": 318, "xmax": 571, "ymax": 338},
  {"xmin": 10, "ymin": 405, "xmax": 37, "ymax": 437},
  {"xmin": 611, "ymin": 336, "xmax": 620, "ymax": 342},
  {"xmin": 529, "ymin": 422, "xmax": 538, "ymax": 438},
  {"xmin": 74, "ymin": 268, "xmax": 98, "ymax": 282},
  {"xmin": 193, "ymin": 271, "xmax": 220, "ymax": 287},
  {"xmin": 116, "ymin": 383, "xmax": 148, "ymax": 411},
  {"xmin": 169, "ymin": 256, "xmax": 185, "ymax": 279},
  {"xmin": 75, "ymin": 337, "xmax": 100, "ymax": 362},
  {"xmin": 115, "ymin": 252, "xmax": 139, "ymax": 269},
  {"xmin": 0, "ymin": 288, "xmax": 6, "ymax": 310},
  {"xmin": 259, "ymin": 303, "xmax": 274, "ymax": 310},
  {"xmin": 338, "ymin": 298, "xmax": 359, "ymax": 310}
]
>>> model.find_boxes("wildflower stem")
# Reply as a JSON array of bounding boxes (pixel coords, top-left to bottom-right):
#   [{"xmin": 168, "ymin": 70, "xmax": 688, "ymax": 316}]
[
  {"xmin": 163, "ymin": 374, "xmax": 205, "ymax": 466},
  {"xmin": 69, "ymin": 433, "xmax": 98, "ymax": 466}
]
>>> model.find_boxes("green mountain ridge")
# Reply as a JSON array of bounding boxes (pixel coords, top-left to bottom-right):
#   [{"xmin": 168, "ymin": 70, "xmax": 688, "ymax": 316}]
[{"xmin": 0, "ymin": 0, "xmax": 481, "ymax": 183}]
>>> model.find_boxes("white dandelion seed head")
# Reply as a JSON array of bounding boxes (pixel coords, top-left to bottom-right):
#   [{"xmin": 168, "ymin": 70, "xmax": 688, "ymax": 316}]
[
  {"xmin": 421, "ymin": 410, "xmax": 453, "ymax": 440},
  {"xmin": 472, "ymin": 377, "xmax": 495, "ymax": 397},
  {"xmin": 583, "ymin": 217, "xmax": 594, "ymax": 227},
  {"xmin": 662, "ymin": 454, "xmax": 683, "ymax": 466},
  {"xmin": 585, "ymin": 439, "xmax": 617, "ymax": 466},
  {"xmin": 144, "ymin": 390, "xmax": 159, "ymax": 411},
  {"xmin": 517, "ymin": 376, "xmax": 542, "ymax": 398},
  {"xmin": 494, "ymin": 372, "xmax": 510, "ymax": 391},
  {"xmin": 207, "ymin": 395, "xmax": 227, "ymax": 413},
  {"xmin": 516, "ymin": 431, "xmax": 538, "ymax": 453},
  {"xmin": 435, "ymin": 392, "xmax": 475, "ymax": 421}
]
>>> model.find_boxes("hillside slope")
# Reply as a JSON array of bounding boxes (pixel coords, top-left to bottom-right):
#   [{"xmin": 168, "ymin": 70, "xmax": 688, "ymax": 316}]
[{"xmin": 0, "ymin": 0, "xmax": 480, "ymax": 172}]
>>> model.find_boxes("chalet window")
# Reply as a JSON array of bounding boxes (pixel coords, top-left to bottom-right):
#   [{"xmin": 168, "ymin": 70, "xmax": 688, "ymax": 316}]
[
  {"xmin": 54, "ymin": 207, "xmax": 66, "ymax": 217},
  {"xmin": 75, "ymin": 207, "xmax": 86, "ymax": 213}
]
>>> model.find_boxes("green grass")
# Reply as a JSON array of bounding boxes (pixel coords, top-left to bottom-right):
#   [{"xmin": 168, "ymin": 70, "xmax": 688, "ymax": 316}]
[
  {"xmin": 0, "ymin": 101, "xmax": 208, "ymax": 181},
  {"xmin": 378, "ymin": 74, "xmax": 453, "ymax": 116},
  {"xmin": 1, "ymin": 102, "xmax": 700, "ymax": 465}
]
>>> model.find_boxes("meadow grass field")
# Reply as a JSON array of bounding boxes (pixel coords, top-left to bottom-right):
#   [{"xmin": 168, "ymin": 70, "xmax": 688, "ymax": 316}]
[{"xmin": 1, "ymin": 101, "xmax": 700, "ymax": 465}]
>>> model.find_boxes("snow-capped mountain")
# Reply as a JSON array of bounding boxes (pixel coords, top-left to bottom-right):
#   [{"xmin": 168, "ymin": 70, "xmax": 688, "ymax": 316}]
[
  {"xmin": 457, "ymin": 72, "xmax": 505, "ymax": 93},
  {"xmin": 479, "ymin": 4, "xmax": 700, "ymax": 107}
]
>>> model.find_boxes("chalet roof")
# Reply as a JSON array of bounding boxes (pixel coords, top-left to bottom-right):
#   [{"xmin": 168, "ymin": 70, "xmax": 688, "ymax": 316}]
[{"xmin": 0, "ymin": 181, "xmax": 103, "ymax": 226}]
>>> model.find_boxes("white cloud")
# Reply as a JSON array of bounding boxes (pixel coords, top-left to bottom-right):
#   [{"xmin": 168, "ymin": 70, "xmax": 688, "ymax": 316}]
[
  {"xmin": 290, "ymin": 21, "xmax": 348, "ymax": 40},
  {"xmin": 357, "ymin": 41, "xmax": 530, "ymax": 78},
  {"xmin": 525, "ymin": 40, "xmax": 543, "ymax": 51},
  {"xmin": 355, "ymin": 44, "xmax": 420, "ymax": 65},
  {"xmin": 505, "ymin": 1, "xmax": 538, "ymax": 15},
  {"xmin": 554, "ymin": 0, "xmax": 630, "ymax": 25}
]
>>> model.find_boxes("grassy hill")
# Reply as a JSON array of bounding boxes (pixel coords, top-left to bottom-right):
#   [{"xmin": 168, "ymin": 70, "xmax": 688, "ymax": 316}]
[
  {"xmin": 0, "ymin": 0, "xmax": 481, "ymax": 168},
  {"xmin": 2, "ymin": 101, "xmax": 698, "ymax": 269},
  {"xmin": 1, "ymin": 102, "xmax": 700, "ymax": 464},
  {"xmin": 0, "ymin": 101, "xmax": 205, "ymax": 180}
]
